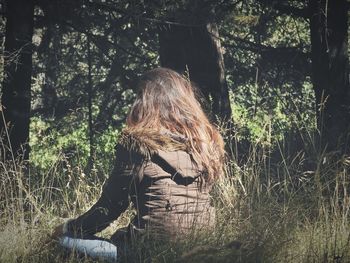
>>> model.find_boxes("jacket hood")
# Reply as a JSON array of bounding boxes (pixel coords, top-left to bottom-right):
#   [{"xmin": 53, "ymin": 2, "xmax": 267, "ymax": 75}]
[
  {"xmin": 120, "ymin": 128, "xmax": 203, "ymax": 184},
  {"xmin": 119, "ymin": 128, "xmax": 190, "ymax": 156}
]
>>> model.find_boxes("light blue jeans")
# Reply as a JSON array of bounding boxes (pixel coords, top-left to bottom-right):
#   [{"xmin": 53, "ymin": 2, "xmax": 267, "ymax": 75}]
[{"xmin": 59, "ymin": 235, "xmax": 118, "ymax": 262}]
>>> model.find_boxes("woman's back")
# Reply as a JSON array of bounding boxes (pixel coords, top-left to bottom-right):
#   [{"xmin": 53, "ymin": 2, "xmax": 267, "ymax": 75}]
[{"xmin": 120, "ymin": 129, "xmax": 215, "ymax": 239}]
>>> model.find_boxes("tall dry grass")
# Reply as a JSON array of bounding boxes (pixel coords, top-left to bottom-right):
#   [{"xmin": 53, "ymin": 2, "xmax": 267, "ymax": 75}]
[{"xmin": 0, "ymin": 128, "xmax": 349, "ymax": 262}]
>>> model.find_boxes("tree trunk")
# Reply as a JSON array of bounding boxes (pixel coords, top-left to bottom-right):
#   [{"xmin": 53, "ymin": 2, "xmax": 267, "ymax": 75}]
[
  {"xmin": 86, "ymin": 33, "xmax": 95, "ymax": 171},
  {"xmin": 159, "ymin": 20, "xmax": 231, "ymax": 122},
  {"xmin": 1, "ymin": 0, "xmax": 34, "ymax": 160},
  {"xmin": 309, "ymin": 0, "xmax": 350, "ymax": 152},
  {"xmin": 42, "ymin": 25, "xmax": 59, "ymax": 116}
]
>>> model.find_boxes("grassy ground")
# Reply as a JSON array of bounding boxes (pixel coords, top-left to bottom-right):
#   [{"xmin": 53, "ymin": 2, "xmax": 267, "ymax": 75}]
[{"xmin": 0, "ymin": 135, "xmax": 350, "ymax": 262}]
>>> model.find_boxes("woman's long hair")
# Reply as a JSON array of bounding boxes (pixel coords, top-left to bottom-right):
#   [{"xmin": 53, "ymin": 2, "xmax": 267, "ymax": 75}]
[{"xmin": 126, "ymin": 67, "xmax": 225, "ymax": 183}]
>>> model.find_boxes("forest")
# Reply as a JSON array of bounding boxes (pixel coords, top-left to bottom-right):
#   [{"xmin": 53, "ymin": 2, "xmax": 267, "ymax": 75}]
[{"xmin": 0, "ymin": 0, "xmax": 350, "ymax": 262}]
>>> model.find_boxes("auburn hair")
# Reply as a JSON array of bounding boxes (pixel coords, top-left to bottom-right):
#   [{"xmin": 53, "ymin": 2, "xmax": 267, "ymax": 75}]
[{"xmin": 126, "ymin": 67, "xmax": 225, "ymax": 182}]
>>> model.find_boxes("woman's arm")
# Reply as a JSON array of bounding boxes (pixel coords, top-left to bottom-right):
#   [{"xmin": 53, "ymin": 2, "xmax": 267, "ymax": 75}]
[{"xmin": 61, "ymin": 144, "xmax": 144, "ymax": 238}]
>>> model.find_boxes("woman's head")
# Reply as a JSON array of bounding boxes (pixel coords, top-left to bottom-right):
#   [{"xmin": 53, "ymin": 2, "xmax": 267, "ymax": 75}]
[{"xmin": 127, "ymin": 67, "xmax": 224, "ymax": 182}]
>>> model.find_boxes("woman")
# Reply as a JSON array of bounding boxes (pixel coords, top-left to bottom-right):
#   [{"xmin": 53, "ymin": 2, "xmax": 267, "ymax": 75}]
[{"xmin": 53, "ymin": 67, "xmax": 225, "ymax": 261}]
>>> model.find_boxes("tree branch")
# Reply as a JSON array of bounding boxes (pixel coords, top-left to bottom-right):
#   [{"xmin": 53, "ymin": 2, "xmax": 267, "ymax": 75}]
[
  {"xmin": 223, "ymin": 34, "xmax": 309, "ymax": 59},
  {"xmin": 256, "ymin": 0, "xmax": 310, "ymax": 18},
  {"xmin": 272, "ymin": 3, "xmax": 310, "ymax": 18}
]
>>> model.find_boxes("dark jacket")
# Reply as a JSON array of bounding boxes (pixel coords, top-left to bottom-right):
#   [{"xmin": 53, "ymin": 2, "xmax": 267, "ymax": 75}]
[{"xmin": 66, "ymin": 129, "xmax": 215, "ymax": 241}]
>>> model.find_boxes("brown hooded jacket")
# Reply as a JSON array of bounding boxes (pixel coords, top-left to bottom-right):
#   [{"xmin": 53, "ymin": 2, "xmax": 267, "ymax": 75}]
[{"xmin": 66, "ymin": 129, "xmax": 216, "ymax": 241}]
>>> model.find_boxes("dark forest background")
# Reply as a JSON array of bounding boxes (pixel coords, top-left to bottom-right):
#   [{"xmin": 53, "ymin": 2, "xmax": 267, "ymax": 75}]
[
  {"xmin": 0, "ymin": 0, "xmax": 350, "ymax": 262},
  {"xmin": 1, "ymin": 0, "xmax": 350, "ymax": 165}
]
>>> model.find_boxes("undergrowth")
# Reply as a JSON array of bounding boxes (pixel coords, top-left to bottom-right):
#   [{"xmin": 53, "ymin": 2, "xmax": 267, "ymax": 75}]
[{"xmin": 0, "ymin": 130, "xmax": 349, "ymax": 263}]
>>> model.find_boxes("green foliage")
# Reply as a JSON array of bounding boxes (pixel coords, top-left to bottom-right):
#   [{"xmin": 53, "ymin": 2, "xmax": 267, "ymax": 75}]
[
  {"xmin": 28, "ymin": 0, "xmax": 318, "ymax": 156},
  {"xmin": 220, "ymin": 1, "xmax": 314, "ymax": 146},
  {"xmin": 230, "ymin": 81, "xmax": 316, "ymax": 146},
  {"xmin": 30, "ymin": 115, "xmax": 120, "ymax": 171}
]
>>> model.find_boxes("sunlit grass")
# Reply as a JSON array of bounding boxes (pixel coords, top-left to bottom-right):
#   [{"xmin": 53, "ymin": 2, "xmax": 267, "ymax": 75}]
[{"xmin": 0, "ymin": 128, "xmax": 349, "ymax": 262}]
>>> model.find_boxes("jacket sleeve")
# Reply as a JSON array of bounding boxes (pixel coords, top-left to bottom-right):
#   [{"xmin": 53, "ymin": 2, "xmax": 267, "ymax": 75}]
[{"xmin": 65, "ymin": 143, "xmax": 144, "ymax": 237}]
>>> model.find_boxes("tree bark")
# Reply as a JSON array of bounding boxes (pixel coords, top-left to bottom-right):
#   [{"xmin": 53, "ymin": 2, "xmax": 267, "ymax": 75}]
[
  {"xmin": 309, "ymin": 0, "xmax": 350, "ymax": 152},
  {"xmin": 42, "ymin": 25, "xmax": 59, "ymax": 117},
  {"xmin": 87, "ymin": 34, "xmax": 94, "ymax": 164},
  {"xmin": 1, "ymin": 0, "xmax": 34, "ymax": 161},
  {"xmin": 159, "ymin": 18, "xmax": 231, "ymax": 122}
]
